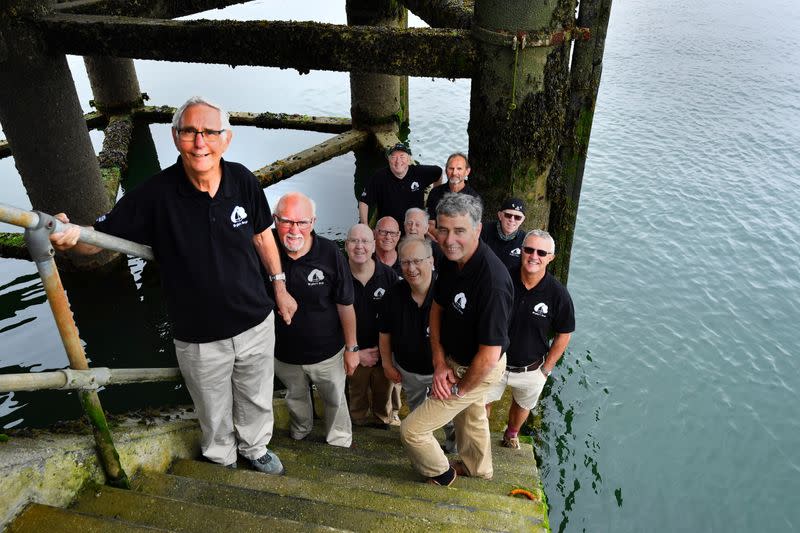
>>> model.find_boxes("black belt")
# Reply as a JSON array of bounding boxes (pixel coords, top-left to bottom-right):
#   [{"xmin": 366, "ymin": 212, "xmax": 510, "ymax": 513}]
[{"xmin": 506, "ymin": 360, "xmax": 544, "ymax": 373}]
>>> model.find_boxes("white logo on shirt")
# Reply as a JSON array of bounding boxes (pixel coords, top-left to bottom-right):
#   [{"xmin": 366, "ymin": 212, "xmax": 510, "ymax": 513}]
[
  {"xmin": 373, "ymin": 287, "xmax": 386, "ymax": 299},
  {"xmin": 410, "ymin": 181, "xmax": 420, "ymax": 192},
  {"xmin": 307, "ymin": 269, "xmax": 325, "ymax": 286},
  {"xmin": 532, "ymin": 302, "xmax": 549, "ymax": 317},
  {"xmin": 426, "ymin": 326, "xmax": 430, "ymax": 337},
  {"xmin": 360, "ymin": 189, "xmax": 367, "ymax": 198},
  {"xmin": 510, "ymin": 247, "xmax": 521, "ymax": 257},
  {"xmin": 453, "ymin": 292, "xmax": 467, "ymax": 313},
  {"xmin": 96, "ymin": 213, "xmax": 108, "ymax": 223},
  {"xmin": 230, "ymin": 206, "xmax": 248, "ymax": 228}
]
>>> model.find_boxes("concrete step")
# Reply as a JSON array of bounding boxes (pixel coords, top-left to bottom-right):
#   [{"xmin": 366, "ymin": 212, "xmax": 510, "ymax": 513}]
[
  {"xmin": 170, "ymin": 459, "xmax": 544, "ymax": 532},
  {"xmin": 133, "ymin": 470, "xmax": 492, "ymax": 532},
  {"xmin": 6, "ymin": 503, "xmax": 169, "ymax": 533},
  {"xmin": 172, "ymin": 458, "xmax": 542, "ymax": 520},
  {"xmin": 71, "ymin": 483, "xmax": 349, "ymax": 532},
  {"xmin": 266, "ymin": 427, "xmax": 544, "ymax": 496}
]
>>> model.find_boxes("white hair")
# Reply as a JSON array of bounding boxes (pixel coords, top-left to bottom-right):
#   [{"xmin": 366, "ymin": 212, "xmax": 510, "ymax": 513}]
[{"xmin": 171, "ymin": 96, "xmax": 231, "ymax": 139}]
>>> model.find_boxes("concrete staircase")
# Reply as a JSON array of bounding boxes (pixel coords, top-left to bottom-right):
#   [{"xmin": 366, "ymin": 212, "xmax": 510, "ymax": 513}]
[{"xmin": 6, "ymin": 426, "xmax": 548, "ymax": 532}]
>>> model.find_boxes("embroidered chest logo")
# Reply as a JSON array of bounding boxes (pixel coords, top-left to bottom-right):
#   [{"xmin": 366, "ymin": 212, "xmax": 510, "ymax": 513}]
[
  {"xmin": 360, "ymin": 189, "xmax": 367, "ymax": 198},
  {"xmin": 426, "ymin": 326, "xmax": 430, "ymax": 337},
  {"xmin": 410, "ymin": 181, "xmax": 420, "ymax": 192},
  {"xmin": 453, "ymin": 292, "xmax": 467, "ymax": 314},
  {"xmin": 230, "ymin": 206, "xmax": 248, "ymax": 228},
  {"xmin": 373, "ymin": 287, "xmax": 386, "ymax": 299},
  {"xmin": 510, "ymin": 247, "xmax": 521, "ymax": 257},
  {"xmin": 532, "ymin": 302, "xmax": 549, "ymax": 317},
  {"xmin": 307, "ymin": 269, "xmax": 326, "ymax": 286}
]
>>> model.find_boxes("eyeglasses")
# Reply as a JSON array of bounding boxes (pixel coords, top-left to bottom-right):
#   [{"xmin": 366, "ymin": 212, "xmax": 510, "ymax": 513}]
[
  {"xmin": 274, "ymin": 216, "xmax": 313, "ymax": 229},
  {"xmin": 502, "ymin": 212, "xmax": 524, "ymax": 221},
  {"xmin": 399, "ymin": 256, "xmax": 432, "ymax": 268},
  {"xmin": 376, "ymin": 229, "xmax": 400, "ymax": 238},
  {"xmin": 346, "ymin": 238, "xmax": 374, "ymax": 245},
  {"xmin": 522, "ymin": 246, "xmax": 553, "ymax": 257},
  {"xmin": 177, "ymin": 128, "xmax": 225, "ymax": 142}
]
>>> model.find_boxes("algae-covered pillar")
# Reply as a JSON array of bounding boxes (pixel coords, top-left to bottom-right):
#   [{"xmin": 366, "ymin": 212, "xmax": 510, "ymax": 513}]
[
  {"xmin": 467, "ymin": 0, "xmax": 576, "ymax": 228},
  {"xmin": 346, "ymin": 0, "xmax": 409, "ymax": 139},
  {"xmin": 549, "ymin": 0, "xmax": 613, "ymax": 283},
  {"xmin": 0, "ymin": 0, "xmax": 115, "ymax": 269},
  {"xmin": 83, "ymin": 57, "xmax": 144, "ymax": 113}
]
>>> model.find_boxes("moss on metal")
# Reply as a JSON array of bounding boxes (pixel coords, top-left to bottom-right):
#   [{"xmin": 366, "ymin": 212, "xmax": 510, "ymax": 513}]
[{"xmin": 79, "ymin": 391, "xmax": 130, "ymax": 489}]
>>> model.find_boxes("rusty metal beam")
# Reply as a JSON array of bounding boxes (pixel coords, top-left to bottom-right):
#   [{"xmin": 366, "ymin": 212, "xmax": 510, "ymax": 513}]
[{"xmin": 37, "ymin": 13, "xmax": 477, "ymax": 78}]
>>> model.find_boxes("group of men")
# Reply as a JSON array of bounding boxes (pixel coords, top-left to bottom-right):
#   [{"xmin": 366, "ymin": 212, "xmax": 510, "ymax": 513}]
[{"xmin": 50, "ymin": 97, "xmax": 574, "ymax": 487}]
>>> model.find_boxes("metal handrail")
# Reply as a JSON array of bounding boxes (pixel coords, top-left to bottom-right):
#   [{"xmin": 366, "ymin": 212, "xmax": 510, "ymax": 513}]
[
  {"xmin": 0, "ymin": 367, "xmax": 182, "ymax": 393},
  {"xmin": 0, "ymin": 203, "xmax": 165, "ymax": 489}
]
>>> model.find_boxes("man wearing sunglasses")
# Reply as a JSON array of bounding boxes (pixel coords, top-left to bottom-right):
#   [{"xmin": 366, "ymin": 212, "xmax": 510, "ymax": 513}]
[
  {"xmin": 486, "ymin": 230, "xmax": 575, "ymax": 449},
  {"xmin": 358, "ymin": 142, "xmax": 443, "ymax": 229},
  {"xmin": 271, "ymin": 192, "xmax": 359, "ymax": 448},
  {"xmin": 50, "ymin": 96, "xmax": 294, "ymax": 475},
  {"xmin": 480, "ymin": 197, "xmax": 527, "ymax": 270}
]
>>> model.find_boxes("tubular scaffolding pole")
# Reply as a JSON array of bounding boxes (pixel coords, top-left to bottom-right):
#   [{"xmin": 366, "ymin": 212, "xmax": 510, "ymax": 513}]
[
  {"xmin": 0, "ymin": 202, "xmax": 145, "ymax": 489},
  {"xmin": 0, "ymin": 367, "xmax": 182, "ymax": 393}
]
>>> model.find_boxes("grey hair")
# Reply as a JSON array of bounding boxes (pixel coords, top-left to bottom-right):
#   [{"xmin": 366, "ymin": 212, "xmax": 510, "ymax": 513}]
[
  {"xmin": 347, "ymin": 223, "xmax": 374, "ymax": 241},
  {"xmin": 524, "ymin": 229, "xmax": 555, "ymax": 253},
  {"xmin": 397, "ymin": 236, "xmax": 432, "ymax": 258},
  {"xmin": 445, "ymin": 152, "xmax": 471, "ymax": 170},
  {"xmin": 171, "ymin": 96, "xmax": 231, "ymax": 136},
  {"xmin": 435, "ymin": 192, "xmax": 483, "ymax": 228},
  {"xmin": 404, "ymin": 207, "xmax": 430, "ymax": 224},
  {"xmin": 275, "ymin": 192, "xmax": 317, "ymax": 218}
]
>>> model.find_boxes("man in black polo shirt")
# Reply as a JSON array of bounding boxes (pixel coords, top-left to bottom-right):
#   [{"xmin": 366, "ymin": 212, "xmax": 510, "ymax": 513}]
[
  {"xmin": 486, "ymin": 229, "xmax": 574, "ymax": 449},
  {"xmin": 379, "ymin": 236, "xmax": 456, "ymax": 452},
  {"xmin": 425, "ymin": 152, "xmax": 481, "ymax": 239},
  {"xmin": 271, "ymin": 192, "xmax": 359, "ymax": 447},
  {"xmin": 403, "ymin": 208, "xmax": 443, "ymax": 269},
  {"xmin": 357, "ymin": 142, "xmax": 443, "ymax": 227},
  {"xmin": 400, "ymin": 193, "xmax": 513, "ymax": 486},
  {"xmin": 345, "ymin": 223, "xmax": 399, "ymax": 426},
  {"xmin": 480, "ymin": 197, "xmax": 527, "ymax": 270},
  {"xmin": 50, "ymin": 96, "xmax": 293, "ymax": 475},
  {"xmin": 374, "ymin": 216, "xmax": 402, "ymax": 276}
]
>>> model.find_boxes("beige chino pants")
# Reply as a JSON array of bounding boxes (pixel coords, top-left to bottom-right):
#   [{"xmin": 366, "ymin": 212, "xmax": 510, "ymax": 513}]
[
  {"xmin": 348, "ymin": 363, "xmax": 394, "ymax": 424},
  {"xmin": 174, "ymin": 313, "xmax": 276, "ymax": 465},
  {"xmin": 400, "ymin": 354, "xmax": 506, "ymax": 479}
]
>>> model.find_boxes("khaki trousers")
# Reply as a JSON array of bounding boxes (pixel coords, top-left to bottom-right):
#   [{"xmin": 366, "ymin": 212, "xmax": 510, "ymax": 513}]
[
  {"xmin": 274, "ymin": 348, "xmax": 352, "ymax": 447},
  {"xmin": 174, "ymin": 313, "xmax": 276, "ymax": 465},
  {"xmin": 400, "ymin": 354, "xmax": 506, "ymax": 479},
  {"xmin": 348, "ymin": 363, "xmax": 394, "ymax": 424}
]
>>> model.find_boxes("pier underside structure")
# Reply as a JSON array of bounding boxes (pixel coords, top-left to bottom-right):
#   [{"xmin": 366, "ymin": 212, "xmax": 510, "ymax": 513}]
[{"xmin": 0, "ymin": 0, "xmax": 611, "ymax": 282}]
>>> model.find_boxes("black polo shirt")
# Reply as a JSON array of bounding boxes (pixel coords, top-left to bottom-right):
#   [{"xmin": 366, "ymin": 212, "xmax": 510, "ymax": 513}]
[
  {"xmin": 480, "ymin": 221, "xmax": 525, "ymax": 271},
  {"xmin": 425, "ymin": 183, "xmax": 482, "ymax": 220},
  {"xmin": 378, "ymin": 274, "xmax": 437, "ymax": 375},
  {"xmin": 352, "ymin": 261, "xmax": 400, "ymax": 350},
  {"xmin": 359, "ymin": 165, "xmax": 442, "ymax": 225},
  {"xmin": 272, "ymin": 230, "xmax": 354, "ymax": 365},
  {"xmin": 433, "ymin": 242, "xmax": 513, "ymax": 366},
  {"xmin": 507, "ymin": 269, "xmax": 575, "ymax": 367},
  {"xmin": 94, "ymin": 157, "xmax": 274, "ymax": 343}
]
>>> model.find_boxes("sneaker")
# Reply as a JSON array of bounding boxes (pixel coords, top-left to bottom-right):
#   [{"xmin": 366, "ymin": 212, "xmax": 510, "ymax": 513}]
[
  {"xmin": 441, "ymin": 440, "xmax": 458, "ymax": 454},
  {"xmin": 388, "ymin": 413, "xmax": 401, "ymax": 427},
  {"xmin": 224, "ymin": 462, "xmax": 237, "ymax": 469},
  {"xmin": 250, "ymin": 449, "xmax": 285, "ymax": 475},
  {"xmin": 426, "ymin": 466, "xmax": 457, "ymax": 486},
  {"xmin": 501, "ymin": 434, "xmax": 520, "ymax": 449}
]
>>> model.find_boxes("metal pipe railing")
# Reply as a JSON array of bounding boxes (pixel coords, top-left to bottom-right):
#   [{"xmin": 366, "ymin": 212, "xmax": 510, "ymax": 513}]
[
  {"xmin": 0, "ymin": 203, "xmax": 160, "ymax": 489},
  {"xmin": 0, "ymin": 202, "xmax": 155, "ymax": 260},
  {"xmin": 0, "ymin": 367, "xmax": 182, "ymax": 393}
]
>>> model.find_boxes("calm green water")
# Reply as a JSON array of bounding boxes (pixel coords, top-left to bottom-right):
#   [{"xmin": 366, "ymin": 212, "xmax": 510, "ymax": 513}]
[{"xmin": 2, "ymin": 1, "xmax": 799, "ymax": 531}]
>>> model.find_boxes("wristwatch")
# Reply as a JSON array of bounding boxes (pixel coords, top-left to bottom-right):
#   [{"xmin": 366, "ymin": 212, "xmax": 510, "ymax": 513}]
[
  {"xmin": 346, "ymin": 345, "xmax": 360, "ymax": 352},
  {"xmin": 541, "ymin": 367, "xmax": 552, "ymax": 377},
  {"xmin": 269, "ymin": 272, "xmax": 286, "ymax": 282}
]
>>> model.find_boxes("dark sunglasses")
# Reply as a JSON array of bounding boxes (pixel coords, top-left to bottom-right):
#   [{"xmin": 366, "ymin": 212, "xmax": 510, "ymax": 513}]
[
  {"xmin": 522, "ymin": 246, "xmax": 552, "ymax": 257},
  {"xmin": 502, "ymin": 212, "xmax": 524, "ymax": 221}
]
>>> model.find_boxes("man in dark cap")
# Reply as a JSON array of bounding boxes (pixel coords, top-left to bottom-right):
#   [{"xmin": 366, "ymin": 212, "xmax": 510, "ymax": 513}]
[
  {"xmin": 358, "ymin": 142, "xmax": 443, "ymax": 228},
  {"xmin": 480, "ymin": 197, "xmax": 527, "ymax": 270}
]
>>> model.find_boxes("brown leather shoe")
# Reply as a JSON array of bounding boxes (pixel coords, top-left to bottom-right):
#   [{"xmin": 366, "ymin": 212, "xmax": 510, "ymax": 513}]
[{"xmin": 449, "ymin": 460, "xmax": 470, "ymax": 477}]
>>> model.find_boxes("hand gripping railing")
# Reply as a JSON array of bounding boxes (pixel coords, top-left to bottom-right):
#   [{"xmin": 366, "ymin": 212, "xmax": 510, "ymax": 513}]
[{"xmin": 0, "ymin": 203, "xmax": 169, "ymax": 489}]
